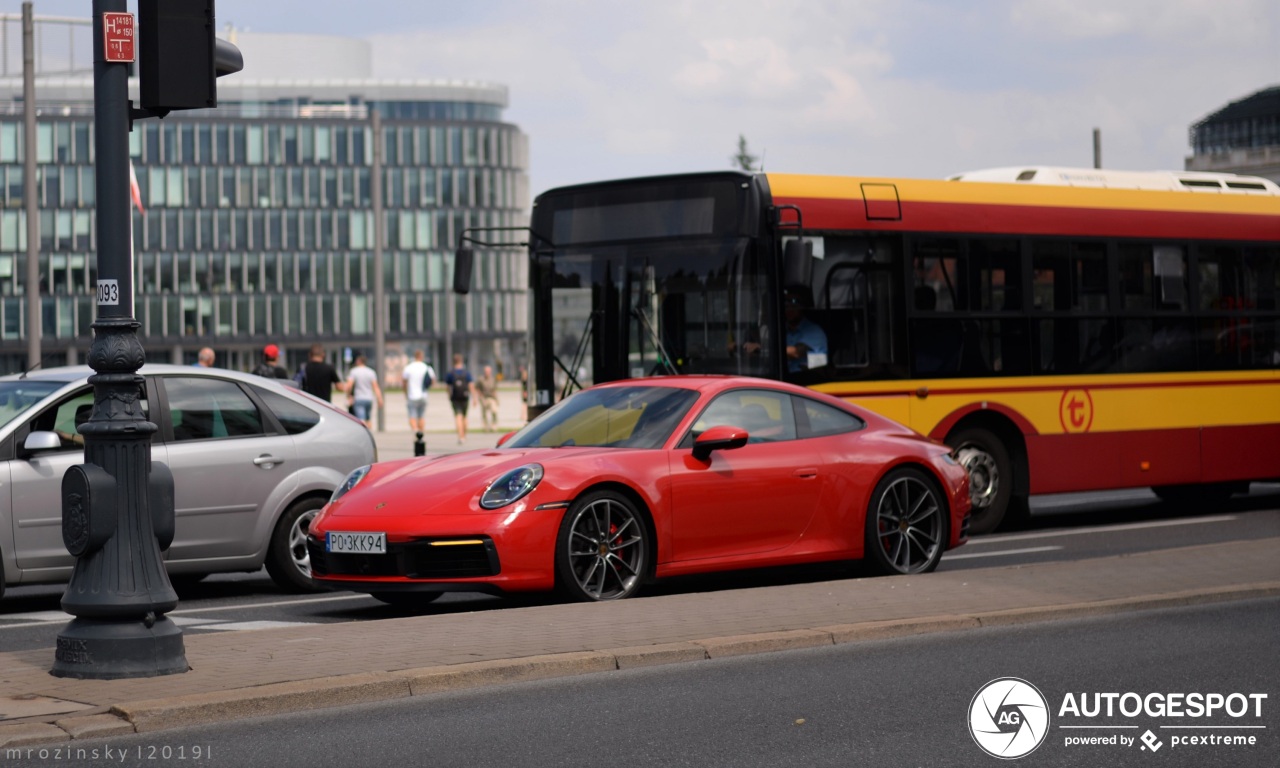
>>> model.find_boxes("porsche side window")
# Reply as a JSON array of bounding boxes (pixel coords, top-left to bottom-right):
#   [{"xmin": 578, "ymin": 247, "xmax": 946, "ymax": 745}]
[
  {"xmin": 165, "ymin": 377, "xmax": 265, "ymax": 441},
  {"xmin": 691, "ymin": 390, "xmax": 796, "ymax": 444},
  {"xmin": 797, "ymin": 397, "xmax": 865, "ymax": 439}
]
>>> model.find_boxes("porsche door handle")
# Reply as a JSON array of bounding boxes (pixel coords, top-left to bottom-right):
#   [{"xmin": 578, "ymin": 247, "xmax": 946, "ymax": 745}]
[
  {"xmin": 253, "ymin": 454, "xmax": 284, "ymax": 469},
  {"xmin": 793, "ymin": 467, "xmax": 819, "ymax": 479}
]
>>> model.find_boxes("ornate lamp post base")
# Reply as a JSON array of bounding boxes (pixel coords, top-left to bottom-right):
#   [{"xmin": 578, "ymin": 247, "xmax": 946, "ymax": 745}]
[{"xmin": 52, "ymin": 616, "xmax": 187, "ymax": 680}]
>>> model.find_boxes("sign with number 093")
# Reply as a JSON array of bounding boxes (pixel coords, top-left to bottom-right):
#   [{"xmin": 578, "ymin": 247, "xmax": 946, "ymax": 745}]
[{"xmin": 96, "ymin": 279, "xmax": 120, "ymax": 306}]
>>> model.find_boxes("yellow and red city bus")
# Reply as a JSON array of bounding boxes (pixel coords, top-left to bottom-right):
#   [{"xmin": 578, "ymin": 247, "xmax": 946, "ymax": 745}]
[{"xmin": 517, "ymin": 169, "xmax": 1280, "ymax": 533}]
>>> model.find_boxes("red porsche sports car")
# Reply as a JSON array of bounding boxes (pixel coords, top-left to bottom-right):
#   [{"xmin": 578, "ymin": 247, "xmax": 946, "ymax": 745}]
[{"xmin": 308, "ymin": 376, "xmax": 970, "ymax": 604}]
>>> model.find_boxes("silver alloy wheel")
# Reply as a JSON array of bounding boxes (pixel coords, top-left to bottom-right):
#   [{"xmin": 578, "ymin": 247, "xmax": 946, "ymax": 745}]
[
  {"xmin": 873, "ymin": 474, "xmax": 944, "ymax": 574},
  {"xmin": 289, "ymin": 508, "xmax": 320, "ymax": 578},
  {"xmin": 955, "ymin": 444, "xmax": 999, "ymax": 511},
  {"xmin": 565, "ymin": 497, "xmax": 645, "ymax": 600}
]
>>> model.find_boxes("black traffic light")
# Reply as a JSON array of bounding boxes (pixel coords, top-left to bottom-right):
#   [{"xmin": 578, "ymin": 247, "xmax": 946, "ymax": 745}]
[{"xmin": 139, "ymin": 0, "xmax": 242, "ymax": 112}]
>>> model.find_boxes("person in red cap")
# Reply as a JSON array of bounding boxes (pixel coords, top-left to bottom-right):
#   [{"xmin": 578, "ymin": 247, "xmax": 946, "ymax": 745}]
[{"xmin": 253, "ymin": 344, "xmax": 288, "ymax": 379}]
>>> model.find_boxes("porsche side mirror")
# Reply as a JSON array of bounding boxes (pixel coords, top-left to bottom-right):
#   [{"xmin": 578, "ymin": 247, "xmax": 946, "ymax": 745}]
[
  {"xmin": 691, "ymin": 425, "xmax": 749, "ymax": 462},
  {"xmin": 496, "ymin": 431, "xmax": 517, "ymax": 447}
]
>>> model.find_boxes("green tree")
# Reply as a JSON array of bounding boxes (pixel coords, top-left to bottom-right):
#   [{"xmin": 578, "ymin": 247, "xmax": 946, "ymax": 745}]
[{"xmin": 732, "ymin": 134, "xmax": 758, "ymax": 172}]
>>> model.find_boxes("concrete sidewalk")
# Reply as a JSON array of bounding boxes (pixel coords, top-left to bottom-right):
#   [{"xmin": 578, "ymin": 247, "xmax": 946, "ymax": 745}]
[
  {"xmin": 360, "ymin": 383, "xmax": 529, "ymax": 461},
  {"xmin": 1, "ymin": 536, "xmax": 1277, "ymax": 745}
]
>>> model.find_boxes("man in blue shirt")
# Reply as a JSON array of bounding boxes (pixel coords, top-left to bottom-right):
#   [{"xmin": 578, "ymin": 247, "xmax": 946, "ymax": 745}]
[{"xmin": 784, "ymin": 287, "xmax": 827, "ymax": 373}]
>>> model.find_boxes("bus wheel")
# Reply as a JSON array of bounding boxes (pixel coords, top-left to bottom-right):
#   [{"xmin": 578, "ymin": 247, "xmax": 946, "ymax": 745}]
[{"xmin": 950, "ymin": 428, "xmax": 1013, "ymax": 535}]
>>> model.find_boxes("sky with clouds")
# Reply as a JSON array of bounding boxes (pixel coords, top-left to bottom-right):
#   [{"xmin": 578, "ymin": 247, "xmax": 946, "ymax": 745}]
[{"xmin": 20, "ymin": 0, "xmax": 1280, "ymax": 197}]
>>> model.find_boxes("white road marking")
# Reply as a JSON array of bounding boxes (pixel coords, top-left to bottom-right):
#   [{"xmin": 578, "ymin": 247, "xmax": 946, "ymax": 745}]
[
  {"xmin": 966, "ymin": 515, "xmax": 1237, "ymax": 545},
  {"xmin": 0, "ymin": 594, "xmax": 370, "ymax": 631},
  {"xmin": 0, "ymin": 610, "xmax": 71, "ymax": 622},
  {"xmin": 198, "ymin": 620, "xmax": 317, "ymax": 632},
  {"xmin": 944, "ymin": 545, "xmax": 1063, "ymax": 560},
  {"xmin": 168, "ymin": 616, "xmax": 229, "ymax": 627},
  {"xmin": 167, "ymin": 593, "xmax": 371, "ymax": 616}
]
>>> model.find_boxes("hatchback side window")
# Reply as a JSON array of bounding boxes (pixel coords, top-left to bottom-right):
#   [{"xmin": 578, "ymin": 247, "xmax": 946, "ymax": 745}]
[
  {"xmin": 690, "ymin": 389, "xmax": 796, "ymax": 444},
  {"xmin": 165, "ymin": 377, "xmax": 264, "ymax": 441},
  {"xmin": 255, "ymin": 388, "xmax": 320, "ymax": 435}
]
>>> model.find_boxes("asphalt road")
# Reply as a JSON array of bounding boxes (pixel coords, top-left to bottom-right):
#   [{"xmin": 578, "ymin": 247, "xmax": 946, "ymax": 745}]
[
  {"xmin": 7, "ymin": 597, "xmax": 1275, "ymax": 768},
  {"xmin": 1, "ymin": 487, "xmax": 1277, "ymax": 652}
]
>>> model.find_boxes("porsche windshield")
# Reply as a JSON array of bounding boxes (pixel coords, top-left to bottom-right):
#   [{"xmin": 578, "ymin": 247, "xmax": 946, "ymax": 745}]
[{"xmin": 505, "ymin": 386, "xmax": 699, "ymax": 450}]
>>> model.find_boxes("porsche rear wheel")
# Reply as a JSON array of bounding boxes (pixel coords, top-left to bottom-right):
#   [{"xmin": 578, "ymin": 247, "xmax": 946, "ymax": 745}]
[
  {"xmin": 556, "ymin": 490, "xmax": 650, "ymax": 602},
  {"xmin": 865, "ymin": 467, "xmax": 947, "ymax": 576}
]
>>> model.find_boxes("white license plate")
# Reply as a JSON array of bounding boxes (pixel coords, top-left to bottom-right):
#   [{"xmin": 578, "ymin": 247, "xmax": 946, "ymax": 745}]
[{"xmin": 326, "ymin": 531, "xmax": 387, "ymax": 554}]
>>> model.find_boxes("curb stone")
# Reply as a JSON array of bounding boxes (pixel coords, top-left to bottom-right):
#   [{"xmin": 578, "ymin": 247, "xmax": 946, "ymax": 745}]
[
  {"xmin": 392, "ymin": 652, "xmax": 618, "ymax": 696},
  {"xmin": 112, "ymin": 672, "xmax": 412, "ymax": 733},
  {"xmin": 694, "ymin": 629, "xmax": 834, "ymax": 658}
]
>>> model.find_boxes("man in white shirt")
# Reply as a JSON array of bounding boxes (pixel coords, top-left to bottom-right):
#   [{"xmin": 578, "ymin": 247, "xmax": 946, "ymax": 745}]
[
  {"xmin": 402, "ymin": 349, "xmax": 436, "ymax": 440},
  {"xmin": 345, "ymin": 354, "xmax": 383, "ymax": 429}
]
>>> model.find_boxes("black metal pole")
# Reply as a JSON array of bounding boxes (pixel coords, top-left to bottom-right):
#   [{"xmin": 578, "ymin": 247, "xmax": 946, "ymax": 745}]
[{"xmin": 52, "ymin": 0, "xmax": 185, "ymax": 679}]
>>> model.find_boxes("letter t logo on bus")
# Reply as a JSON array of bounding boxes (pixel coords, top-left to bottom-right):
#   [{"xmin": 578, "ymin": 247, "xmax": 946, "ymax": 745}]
[{"xmin": 1058, "ymin": 389, "xmax": 1094, "ymax": 433}]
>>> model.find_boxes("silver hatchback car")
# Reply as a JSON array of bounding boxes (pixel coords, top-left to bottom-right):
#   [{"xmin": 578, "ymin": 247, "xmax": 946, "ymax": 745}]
[{"xmin": 0, "ymin": 364, "xmax": 376, "ymax": 599}]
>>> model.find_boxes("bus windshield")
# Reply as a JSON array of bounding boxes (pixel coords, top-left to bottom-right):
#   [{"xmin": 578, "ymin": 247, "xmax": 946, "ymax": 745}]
[{"xmin": 541, "ymin": 236, "xmax": 776, "ymax": 398}]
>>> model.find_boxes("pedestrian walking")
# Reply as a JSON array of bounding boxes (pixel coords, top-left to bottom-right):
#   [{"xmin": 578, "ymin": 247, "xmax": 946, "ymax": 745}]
[
  {"xmin": 194, "ymin": 347, "xmax": 215, "ymax": 367},
  {"xmin": 252, "ymin": 344, "xmax": 288, "ymax": 379},
  {"xmin": 296, "ymin": 343, "xmax": 345, "ymax": 403},
  {"xmin": 476, "ymin": 364, "xmax": 500, "ymax": 432},
  {"xmin": 444, "ymin": 353, "xmax": 475, "ymax": 444},
  {"xmin": 345, "ymin": 354, "xmax": 384, "ymax": 429},
  {"xmin": 402, "ymin": 349, "xmax": 436, "ymax": 450}
]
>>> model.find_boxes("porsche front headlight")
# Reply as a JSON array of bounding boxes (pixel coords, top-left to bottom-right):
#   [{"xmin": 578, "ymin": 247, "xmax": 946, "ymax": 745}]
[
  {"xmin": 480, "ymin": 464, "xmax": 543, "ymax": 509},
  {"xmin": 331, "ymin": 465, "xmax": 371, "ymax": 503}
]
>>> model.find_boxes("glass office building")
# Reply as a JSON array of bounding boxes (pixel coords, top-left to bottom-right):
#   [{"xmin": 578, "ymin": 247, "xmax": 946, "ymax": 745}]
[
  {"xmin": 0, "ymin": 29, "xmax": 529, "ymax": 379},
  {"xmin": 1186, "ymin": 85, "xmax": 1280, "ymax": 183}
]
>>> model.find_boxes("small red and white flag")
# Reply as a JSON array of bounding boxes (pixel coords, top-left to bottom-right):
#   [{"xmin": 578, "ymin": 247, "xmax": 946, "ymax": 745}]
[{"xmin": 128, "ymin": 160, "xmax": 145, "ymax": 215}]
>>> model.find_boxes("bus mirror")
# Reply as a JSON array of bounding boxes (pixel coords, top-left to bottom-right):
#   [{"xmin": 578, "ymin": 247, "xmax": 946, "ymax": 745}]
[
  {"xmin": 783, "ymin": 238, "xmax": 813, "ymax": 288},
  {"xmin": 453, "ymin": 247, "xmax": 474, "ymax": 295}
]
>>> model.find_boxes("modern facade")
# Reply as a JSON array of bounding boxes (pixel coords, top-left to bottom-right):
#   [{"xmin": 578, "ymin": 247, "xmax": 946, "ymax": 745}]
[
  {"xmin": 0, "ymin": 27, "xmax": 529, "ymax": 381},
  {"xmin": 1186, "ymin": 85, "xmax": 1280, "ymax": 182}
]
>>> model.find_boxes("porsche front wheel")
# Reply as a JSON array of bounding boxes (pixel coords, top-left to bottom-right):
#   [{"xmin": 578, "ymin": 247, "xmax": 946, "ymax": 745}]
[
  {"xmin": 556, "ymin": 490, "xmax": 650, "ymax": 601},
  {"xmin": 865, "ymin": 468, "xmax": 947, "ymax": 576}
]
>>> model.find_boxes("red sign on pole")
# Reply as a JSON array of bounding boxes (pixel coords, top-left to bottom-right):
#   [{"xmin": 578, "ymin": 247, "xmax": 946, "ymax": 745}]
[{"xmin": 102, "ymin": 12, "xmax": 135, "ymax": 64}]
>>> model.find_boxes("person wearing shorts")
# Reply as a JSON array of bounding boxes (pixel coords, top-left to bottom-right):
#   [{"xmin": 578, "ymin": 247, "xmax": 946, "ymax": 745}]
[
  {"xmin": 345, "ymin": 354, "xmax": 383, "ymax": 429},
  {"xmin": 402, "ymin": 349, "xmax": 435, "ymax": 437},
  {"xmin": 444, "ymin": 353, "xmax": 475, "ymax": 444}
]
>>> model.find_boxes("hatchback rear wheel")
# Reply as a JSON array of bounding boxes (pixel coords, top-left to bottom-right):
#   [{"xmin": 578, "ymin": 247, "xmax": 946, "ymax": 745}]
[
  {"xmin": 865, "ymin": 468, "xmax": 948, "ymax": 575},
  {"xmin": 555, "ymin": 490, "xmax": 650, "ymax": 601}
]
